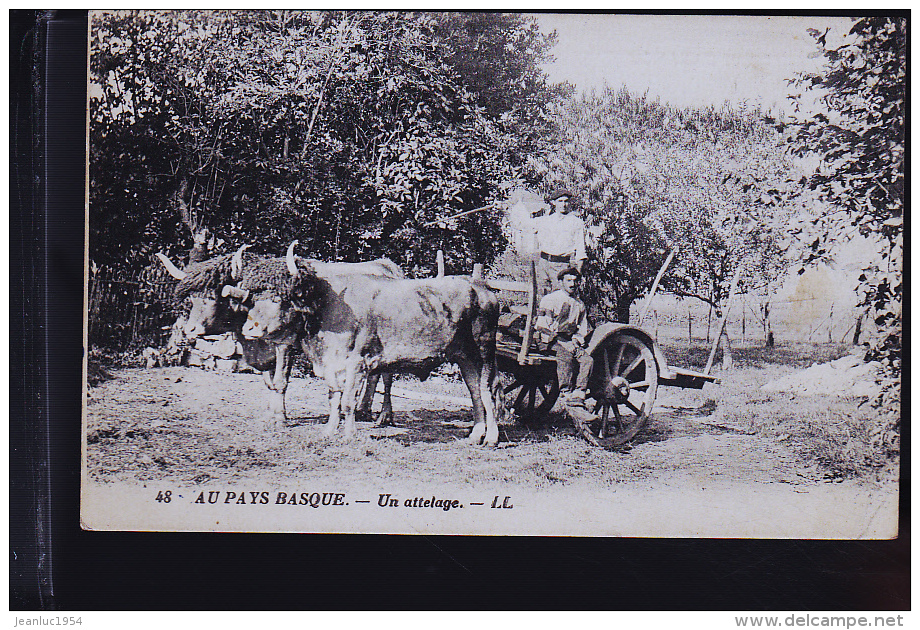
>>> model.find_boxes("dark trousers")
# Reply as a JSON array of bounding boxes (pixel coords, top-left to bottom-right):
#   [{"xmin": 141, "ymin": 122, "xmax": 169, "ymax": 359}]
[
  {"xmin": 553, "ymin": 339, "xmax": 594, "ymax": 392},
  {"xmin": 535, "ymin": 255, "xmax": 570, "ymax": 295}
]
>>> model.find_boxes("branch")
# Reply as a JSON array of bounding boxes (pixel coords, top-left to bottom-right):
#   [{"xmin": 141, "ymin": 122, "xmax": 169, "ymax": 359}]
[
  {"xmin": 175, "ymin": 178, "xmax": 197, "ymax": 235},
  {"xmin": 303, "ymin": 13, "xmax": 359, "ymax": 151},
  {"xmin": 668, "ymin": 289, "xmax": 717, "ymax": 309}
]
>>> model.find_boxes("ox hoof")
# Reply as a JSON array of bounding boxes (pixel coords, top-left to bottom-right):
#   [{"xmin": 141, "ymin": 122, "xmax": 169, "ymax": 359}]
[
  {"xmin": 258, "ymin": 414, "xmax": 285, "ymax": 432},
  {"xmin": 374, "ymin": 409, "xmax": 394, "ymax": 428},
  {"xmin": 355, "ymin": 409, "xmax": 374, "ymax": 424},
  {"xmin": 467, "ymin": 423, "xmax": 487, "ymax": 446}
]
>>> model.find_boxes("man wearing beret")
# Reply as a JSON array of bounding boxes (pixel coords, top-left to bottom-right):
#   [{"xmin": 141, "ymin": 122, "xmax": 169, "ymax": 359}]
[
  {"xmin": 532, "ymin": 188, "xmax": 587, "ymax": 295},
  {"xmin": 534, "ymin": 266, "xmax": 594, "ymax": 408}
]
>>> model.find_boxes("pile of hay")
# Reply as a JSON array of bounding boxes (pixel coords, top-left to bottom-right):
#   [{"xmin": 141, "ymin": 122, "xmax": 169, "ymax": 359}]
[{"xmin": 761, "ymin": 353, "xmax": 882, "ymax": 398}]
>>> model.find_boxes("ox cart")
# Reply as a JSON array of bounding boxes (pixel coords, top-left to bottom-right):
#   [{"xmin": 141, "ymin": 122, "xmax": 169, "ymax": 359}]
[{"xmin": 476, "ymin": 261, "xmax": 720, "ymax": 448}]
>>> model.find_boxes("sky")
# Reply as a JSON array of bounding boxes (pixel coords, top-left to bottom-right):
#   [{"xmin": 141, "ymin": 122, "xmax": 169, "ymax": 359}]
[{"xmin": 534, "ymin": 14, "xmax": 855, "ymax": 113}]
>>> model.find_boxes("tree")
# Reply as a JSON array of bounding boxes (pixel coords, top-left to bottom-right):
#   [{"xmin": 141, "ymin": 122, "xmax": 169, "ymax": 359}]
[
  {"xmin": 530, "ymin": 88, "xmax": 790, "ymax": 337},
  {"xmin": 783, "ymin": 16, "xmax": 905, "ymax": 445},
  {"xmin": 528, "ymin": 89, "xmax": 671, "ymax": 322},
  {"xmin": 646, "ymin": 104, "xmax": 791, "ymax": 359},
  {"xmin": 89, "ymin": 11, "xmax": 562, "ymax": 277}
]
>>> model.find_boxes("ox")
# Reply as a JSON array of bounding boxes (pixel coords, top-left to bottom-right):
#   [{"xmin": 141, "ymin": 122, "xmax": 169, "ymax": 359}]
[
  {"xmin": 156, "ymin": 248, "xmax": 402, "ymax": 426},
  {"xmin": 239, "ymin": 243, "xmax": 503, "ymax": 446}
]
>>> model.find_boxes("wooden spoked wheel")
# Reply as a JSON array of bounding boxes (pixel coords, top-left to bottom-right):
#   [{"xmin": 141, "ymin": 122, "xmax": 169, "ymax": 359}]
[
  {"xmin": 502, "ymin": 364, "xmax": 560, "ymax": 425},
  {"xmin": 580, "ymin": 333, "xmax": 659, "ymax": 447}
]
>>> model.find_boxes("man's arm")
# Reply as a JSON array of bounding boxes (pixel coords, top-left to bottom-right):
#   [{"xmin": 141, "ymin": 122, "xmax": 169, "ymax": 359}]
[
  {"xmin": 573, "ymin": 216, "xmax": 587, "ymax": 265},
  {"xmin": 573, "ymin": 303, "xmax": 591, "ymax": 347},
  {"xmin": 535, "ymin": 294, "xmax": 558, "ymax": 344}
]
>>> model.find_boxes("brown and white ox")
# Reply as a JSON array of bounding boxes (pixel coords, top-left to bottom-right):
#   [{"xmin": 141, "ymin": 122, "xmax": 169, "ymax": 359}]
[
  {"xmin": 156, "ymin": 247, "xmax": 403, "ymax": 427},
  {"xmin": 238, "ymin": 243, "xmax": 504, "ymax": 446}
]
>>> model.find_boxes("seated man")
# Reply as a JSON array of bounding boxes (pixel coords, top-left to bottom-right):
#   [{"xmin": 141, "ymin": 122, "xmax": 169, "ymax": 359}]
[{"xmin": 534, "ymin": 267, "xmax": 594, "ymax": 407}]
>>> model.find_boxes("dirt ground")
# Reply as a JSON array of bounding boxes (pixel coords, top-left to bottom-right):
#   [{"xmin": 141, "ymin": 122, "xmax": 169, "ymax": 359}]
[{"xmin": 84, "ymin": 364, "xmax": 896, "ymax": 501}]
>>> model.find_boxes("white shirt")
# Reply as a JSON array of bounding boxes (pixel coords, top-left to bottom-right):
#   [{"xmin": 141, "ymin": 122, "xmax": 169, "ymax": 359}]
[
  {"xmin": 535, "ymin": 289, "xmax": 591, "ymax": 347},
  {"xmin": 532, "ymin": 212, "xmax": 587, "ymax": 261}
]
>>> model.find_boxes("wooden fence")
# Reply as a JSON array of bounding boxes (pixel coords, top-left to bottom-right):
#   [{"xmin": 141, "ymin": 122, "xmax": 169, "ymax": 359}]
[{"xmin": 88, "ymin": 264, "xmax": 181, "ymax": 350}]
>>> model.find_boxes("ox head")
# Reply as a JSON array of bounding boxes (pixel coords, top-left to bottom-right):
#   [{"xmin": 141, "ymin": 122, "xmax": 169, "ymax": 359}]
[
  {"xmin": 156, "ymin": 247, "xmax": 253, "ymax": 339},
  {"xmin": 240, "ymin": 241, "xmax": 326, "ymax": 340}
]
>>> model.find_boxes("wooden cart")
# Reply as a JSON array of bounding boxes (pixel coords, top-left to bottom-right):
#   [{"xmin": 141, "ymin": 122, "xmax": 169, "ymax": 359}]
[{"xmin": 479, "ymin": 262, "xmax": 720, "ymax": 447}]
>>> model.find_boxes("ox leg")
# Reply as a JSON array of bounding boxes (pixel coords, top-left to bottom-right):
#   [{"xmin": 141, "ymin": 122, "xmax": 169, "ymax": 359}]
[
  {"xmin": 478, "ymin": 359, "xmax": 500, "ymax": 447},
  {"xmin": 458, "ymin": 359, "xmax": 489, "ymax": 446},
  {"xmin": 262, "ymin": 345, "xmax": 291, "ymax": 430},
  {"xmin": 357, "ymin": 372, "xmax": 379, "ymax": 423},
  {"xmin": 340, "ymin": 361, "xmax": 365, "ymax": 439},
  {"xmin": 323, "ymin": 390, "xmax": 342, "ymax": 438},
  {"xmin": 375, "ymin": 373, "xmax": 394, "ymax": 427}
]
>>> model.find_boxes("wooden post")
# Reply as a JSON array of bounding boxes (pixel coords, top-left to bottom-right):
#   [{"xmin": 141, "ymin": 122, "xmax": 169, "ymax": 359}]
[
  {"xmin": 517, "ymin": 260, "xmax": 538, "ymax": 365},
  {"xmin": 741, "ymin": 296, "xmax": 746, "ymax": 345},
  {"xmin": 436, "ymin": 249, "xmax": 445, "ymax": 277},
  {"xmin": 852, "ymin": 310, "xmax": 863, "ymax": 345},
  {"xmin": 705, "ymin": 262, "xmax": 746, "ymax": 376},
  {"xmin": 688, "ymin": 308, "xmax": 692, "ymax": 344},
  {"xmin": 638, "ymin": 248, "xmax": 677, "ymax": 326},
  {"xmin": 472, "ymin": 263, "xmax": 483, "ymax": 280},
  {"xmin": 706, "ymin": 303, "xmax": 712, "ymax": 343}
]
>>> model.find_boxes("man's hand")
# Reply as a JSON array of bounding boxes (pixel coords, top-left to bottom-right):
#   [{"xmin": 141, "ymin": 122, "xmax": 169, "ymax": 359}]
[{"xmin": 535, "ymin": 328, "xmax": 556, "ymax": 346}]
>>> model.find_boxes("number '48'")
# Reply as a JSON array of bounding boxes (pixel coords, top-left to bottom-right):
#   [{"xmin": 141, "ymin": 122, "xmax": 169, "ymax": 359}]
[{"xmin": 155, "ymin": 490, "xmax": 172, "ymax": 503}]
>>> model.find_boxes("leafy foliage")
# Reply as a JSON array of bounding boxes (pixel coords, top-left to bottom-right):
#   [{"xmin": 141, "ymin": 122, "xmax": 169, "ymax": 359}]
[
  {"xmin": 783, "ymin": 17, "xmax": 904, "ymax": 446},
  {"xmin": 645, "ymin": 104, "xmax": 791, "ymax": 314},
  {"xmin": 89, "ymin": 10, "xmax": 560, "ymax": 276},
  {"xmin": 530, "ymin": 88, "xmax": 790, "ymax": 323}
]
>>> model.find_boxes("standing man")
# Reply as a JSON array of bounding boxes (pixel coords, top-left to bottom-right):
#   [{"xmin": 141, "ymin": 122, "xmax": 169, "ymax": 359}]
[
  {"xmin": 532, "ymin": 188, "xmax": 587, "ymax": 294},
  {"xmin": 535, "ymin": 267, "xmax": 594, "ymax": 408}
]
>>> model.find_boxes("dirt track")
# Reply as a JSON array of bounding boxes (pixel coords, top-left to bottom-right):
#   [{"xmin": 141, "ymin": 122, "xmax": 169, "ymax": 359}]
[
  {"xmin": 85, "ymin": 366, "xmax": 804, "ymax": 483},
  {"xmin": 83, "ymin": 366, "xmax": 898, "ymax": 537}
]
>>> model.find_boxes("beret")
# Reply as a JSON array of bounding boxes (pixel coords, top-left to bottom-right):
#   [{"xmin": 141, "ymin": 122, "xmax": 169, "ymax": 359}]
[
  {"xmin": 548, "ymin": 188, "xmax": 574, "ymax": 201},
  {"xmin": 557, "ymin": 266, "xmax": 581, "ymax": 280}
]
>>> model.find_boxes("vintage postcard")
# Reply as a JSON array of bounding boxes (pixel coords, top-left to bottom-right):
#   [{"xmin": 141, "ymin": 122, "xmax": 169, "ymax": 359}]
[{"xmin": 83, "ymin": 11, "xmax": 901, "ymax": 536}]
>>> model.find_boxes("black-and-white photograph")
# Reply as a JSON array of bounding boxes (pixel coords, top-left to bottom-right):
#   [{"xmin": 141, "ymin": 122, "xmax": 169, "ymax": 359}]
[{"xmin": 82, "ymin": 11, "xmax": 902, "ymax": 537}]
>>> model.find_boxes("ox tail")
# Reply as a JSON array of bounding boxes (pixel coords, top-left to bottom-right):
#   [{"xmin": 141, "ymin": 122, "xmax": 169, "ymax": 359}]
[
  {"xmin": 482, "ymin": 287, "xmax": 504, "ymax": 427},
  {"xmin": 475, "ymin": 353, "xmax": 504, "ymax": 446},
  {"xmin": 489, "ymin": 356, "xmax": 504, "ymax": 427},
  {"xmin": 478, "ymin": 291, "xmax": 505, "ymax": 430}
]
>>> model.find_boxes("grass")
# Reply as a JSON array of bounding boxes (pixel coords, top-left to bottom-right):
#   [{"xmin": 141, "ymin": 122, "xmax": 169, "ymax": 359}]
[
  {"xmin": 699, "ymin": 343, "xmax": 899, "ymax": 482},
  {"xmin": 88, "ymin": 332, "xmax": 897, "ymax": 485},
  {"xmin": 659, "ymin": 340, "xmax": 853, "ymax": 371}
]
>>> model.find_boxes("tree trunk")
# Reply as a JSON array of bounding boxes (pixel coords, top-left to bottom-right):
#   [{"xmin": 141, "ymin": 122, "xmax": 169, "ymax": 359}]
[
  {"xmin": 176, "ymin": 178, "xmax": 195, "ymax": 234},
  {"xmin": 741, "ymin": 297, "xmax": 746, "ymax": 345},
  {"xmin": 706, "ymin": 302, "xmax": 712, "ymax": 342},
  {"xmin": 721, "ymin": 328, "xmax": 733, "ymax": 371},
  {"xmin": 188, "ymin": 228, "xmax": 211, "ymax": 264},
  {"xmin": 615, "ymin": 298, "xmax": 632, "ymax": 324},
  {"xmin": 762, "ymin": 301, "xmax": 774, "ymax": 348}
]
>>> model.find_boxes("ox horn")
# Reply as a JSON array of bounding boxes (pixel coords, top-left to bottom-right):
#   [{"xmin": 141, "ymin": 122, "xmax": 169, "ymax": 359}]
[
  {"xmin": 286, "ymin": 240, "xmax": 300, "ymax": 277},
  {"xmin": 221, "ymin": 285, "xmax": 250, "ymax": 301},
  {"xmin": 155, "ymin": 253, "xmax": 187, "ymax": 280},
  {"xmin": 231, "ymin": 244, "xmax": 251, "ymax": 280}
]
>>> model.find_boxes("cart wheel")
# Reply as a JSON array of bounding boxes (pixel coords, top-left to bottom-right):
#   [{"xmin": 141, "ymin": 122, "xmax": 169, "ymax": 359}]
[
  {"xmin": 503, "ymin": 365, "xmax": 560, "ymax": 425},
  {"xmin": 579, "ymin": 333, "xmax": 659, "ymax": 447}
]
